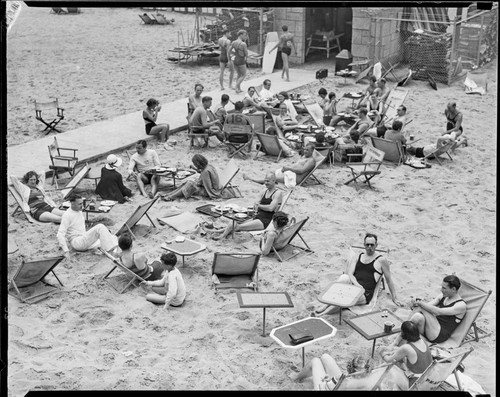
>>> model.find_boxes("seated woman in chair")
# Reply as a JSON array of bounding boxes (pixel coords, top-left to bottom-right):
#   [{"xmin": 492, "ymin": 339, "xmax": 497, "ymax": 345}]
[
  {"xmin": 265, "ymin": 126, "xmax": 295, "ymax": 157},
  {"xmin": 143, "ymin": 98, "xmax": 170, "ymax": 146},
  {"xmin": 22, "ymin": 170, "xmax": 65, "ymax": 223},
  {"xmin": 291, "ymin": 353, "xmax": 408, "ymax": 390},
  {"xmin": 96, "ymin": 154, "xmax": 133, "ymax": 204},
  {"xmin": 260, "ymin": 211, "xmax": 291, "ymax": 256},
  {"xmin": 213, "ymin": 172, "xmax": 283, "ymax": 240},
  {"xmin": 117, "ymin": 233, "xmax": 165, "ymax": 281}
]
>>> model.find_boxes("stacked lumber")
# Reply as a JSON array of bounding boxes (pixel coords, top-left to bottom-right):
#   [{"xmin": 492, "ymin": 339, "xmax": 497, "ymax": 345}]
[{"xmin": 401, "ymin": 7, "xmax": 450, "ymax": 33}]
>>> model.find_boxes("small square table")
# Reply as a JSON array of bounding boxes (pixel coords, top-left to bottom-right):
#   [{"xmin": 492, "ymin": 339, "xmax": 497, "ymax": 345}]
[
  {"xmin": 345, "ymin": 309, "xmax": 404, "ymax": 358},
  {"xmin": 59, "ymin": 200, "xmax": 115, "ymax": 226},
  {"xmin": 342, "ymin": 92, "xmax": 364, "ymax": 110},
  {"xmin": 236, "ymin": 292, "xmax": 294, "ymax": 336},
  {"xmin": 195, "ymin": 203, "xmax": 222, "ymax": 218},
  {"xmin": 317, "ymin": 282, "xmax": 364, "ymax": 325},
  {"xmin": 161, "ymin": 238, "xmax": 206, "ymax": 266},
  {"xmin": 270, "ymin": 317, "xmax": 337, "ymax": 367},
  {"xmin": 145, "ymin": 168, "xmax": 196, "ymax": 188}
]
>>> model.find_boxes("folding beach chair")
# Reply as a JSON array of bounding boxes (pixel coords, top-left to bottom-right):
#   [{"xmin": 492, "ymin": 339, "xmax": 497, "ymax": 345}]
[
  {"xmin": 248, "ymin": 188, "xmax": 294, "ymax": 238},
  {"xmin": 303, "ymin": 102, "xmax": 324, "ymax": 127},
  {"xmin": 35, "ymin": 98, "xmax": 65, "ymax": 134},
  {"xmin": 8, "ymin": 256, "xmax": 65, "ymax": 304},
  {"xmin": 409, "ymin": 347, "xmax": 474, "ymax": 391},
  {"xmin": 98, "ymin": 249, "xmax": 148, "ymax": 294},
  {"xmin": 368, "ymin": 136, "xmax": 406, "ymax": 166},
  {"xmin": 155, "ymin": 14, "xmax": 175, "ymax": 25},
  {"xmin": 51, "ymin": 7, "xmax": 67, "ymax": 14},
  {"xmin": 211, "ymin": 253, "xmax": 260, "ymax": 292},
  {"xmin": 423, "ymin": 141, "xmax": 454, "ymax": 166},
  {"xmin": 223, "ymin": 123, "xmax": 254, "ymax": 159},
  {"xmin": 315, "ymin": 146, "xmax": 334, "ymax": 168},
  {"xmin": 297, "ymin": 149, "xmax": 331, "ymax": 187},
  {"xmin": 333, "ymin": 363, "xmax": 395, "ymax": 390},
  {"xmin": 254, "ymin": 132, "xmax": 283, "ymax": 162},
  {"xmin": 344, "ymin": 145, "xmax": 385, "ymax": 191},
  {"xmin": 271, "ymin": 217, "xmax": 313, "ymax": 262},
  {"xmin": 57, "ymin": 162, "xmax": 91, "ymax": 200},
  {"xmin": 115, "ymin": 197, "xmax": 159, "ymax": 239},
  {"xmin": 139, "ymin": 13, "xmax": 157, "ymax": 24},
  {"xmin": 48, "ymin": 136, "xmax": 78, "ymax": 185},
  {"xmin": 218, "ymin": 158, "xmax": 242, "ymax": 198},
  {"xmin": 66, "ymin": 8, "xmax": 81, "ymax": 14},
  {"xmin": 9, "ymin": 183, "xmax": 36, "ymax": 223},
  {"xmin": 187, "ymin": 104, "xmax": 209, "ymax": 148},
  {"xmin": 435, "ymin": 279, "xmax": 492, "ymax": 349}
]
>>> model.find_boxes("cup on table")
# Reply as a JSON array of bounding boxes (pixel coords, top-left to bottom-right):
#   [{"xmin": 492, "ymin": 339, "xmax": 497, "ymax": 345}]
[{"xmin": 384, "ymin": 321, "xmax": 395, "ymax": 333}]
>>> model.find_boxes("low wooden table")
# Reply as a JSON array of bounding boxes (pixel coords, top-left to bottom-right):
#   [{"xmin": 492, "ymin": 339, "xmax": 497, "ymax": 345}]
[
  {"xmin": 345, "ymin": 309, "xmax": 404, "ymax": 358},
  {"xmin": 236, "ymin": 292, "xmax": 294, "ymax": 336},
  {"xmin": 270, "ymin": 317, "xmax": 337, "ymax": 367},
  {"xmin": 144, "ymin": 167, "xmax": 196, "ymax": 188},
  {"xmin": 161, "ymin": 238, "xmax": 206, "ymax": 266},
  {"xmin": 317, "ymin": 282, "xmax": 364, "ymax": 324}
]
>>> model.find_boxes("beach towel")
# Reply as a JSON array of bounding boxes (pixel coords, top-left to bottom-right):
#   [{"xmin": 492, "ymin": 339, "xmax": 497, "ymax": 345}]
[{"xmin": 157, "ymin": 212, "xmax": 202, "ymax": 233}]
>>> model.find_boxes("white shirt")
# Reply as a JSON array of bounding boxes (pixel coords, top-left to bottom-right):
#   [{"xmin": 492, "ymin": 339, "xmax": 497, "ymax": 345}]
[
  {"xmin": 150, "ymin": 267, "xmax": 186, "ymax": 307},
  {"xmin": 57, "ymin": 209, "xmax": 86, "ymax": 253},
  {"xmin": 260, "ymin": 87, "xmax": 275, "ymax": 100},
  {"xmin": 128, "ymin": 149, "xmax": 160, "ymax": 174}
]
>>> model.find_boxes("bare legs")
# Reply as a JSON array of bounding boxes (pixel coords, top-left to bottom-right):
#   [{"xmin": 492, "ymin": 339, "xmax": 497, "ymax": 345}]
[
  {"xmin": 282, "ymin": 52, "xmax": 290, "ymax": 81},
  {"xmin": 220, "ymin": 62, "xmax": 235, "ymax": 90},
  {"xmin": 243, "ymin": 172, "xmax": 285, "ymax": 185},
  {"xmin": 136, "ymin": 173, "xmax": 160, "ymax": 198},
  {"xmin": 146, "ymin": 286, "xmax": 167, "ymax": 304},
  {"xmin": 213, "ymin": 219, "xmax": 265, "ymax": 240},
  {"xmin": 150, "ymin": 124, "xmax": 170, "ymax": 143},
  {"xmin": 407, "ymin": 310, "xmax": 441, "ymax": 342},
  {"xmin": 38, "ymin": 207, "xmax": 66, "ymax": 223},
  {"xmin": 235, "ymin": 64, "xmax": 247, "ymax": 93},
  {"xmin": 291, "ymin": 353, "xmax": 343, "ymax": 390}
]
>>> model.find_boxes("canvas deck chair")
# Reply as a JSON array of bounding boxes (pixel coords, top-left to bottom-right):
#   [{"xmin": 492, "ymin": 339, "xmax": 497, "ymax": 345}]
[
  {"xmin": 35, "ymin": 98, "xmax": 65, "ymax": 134},
  {"xmin": 254, "ymin": 132, "xmax": 283, "ymax": 162},
  {"xmin": 67, "ymin": 8, "xmax": 81, "ymax": 14},
  {"xmin": 435, "ymin": 279, "xmax": 492, "ymax": 349},
  {"xmin": 155, "ymin": 14, "xmax": 174, "ymax": 25},
  {"xmin": 218, "ymin": 158, "xmax": 242, "ymax": 198},
  {"xmin": 409, "ymin": 347, "xmax": 473, "ymax": 391},
  {"xmin": 303, "ymin": 102, "xmax": 324, "ymax": 127},
  {"xmin": 56, "ymin": 162, "xmax": 91, "ymax": 200},
  {"xmin": 99, "ymin": 248, "xmax": 148, "ymax": 294},
  {"xmin": 9, "ymin": 183, "xmax": 36, "ymax": 223},
  {"xmin": 223, "ymin": 123, "xmax": 254, "ymax": 159},
  {"xmin": 423, "ymin": 141, "xmax": 454, "ymax": 166},
  {"xmin": 248, "ymin": 188, "xmax": 294, "ymax": 238},
  {"xmin": 139, "ymin": 13, "xmax": 157, "ymax": 24},
  {"xmin": 187, "ymin": 104, "xmax": 209, "ymax": 148},
  {"xmin": 115, "ymin": 197, "xmax": 159, "ymax": 239},
  {"xmin": 271, "ymin": 217, "xmax": 313, "ymax": 262},
  {"xmin": 297, "ymin": 149, "xmax": 331, "ymax": 187},
  {"xmin": 211, "ymin": 253, "xmax": 260, "ymax": 292},
  {"xmin": 48, "ymin": 136, "xmax": 78, "ymax": 185},
  {"xmin": 333, "ymin": 363, "xmax": 395, "ymax": 391},
  {"xmin": 368, "ymin": 136, "xmax": 406, "ymax": 166},
  {"xmin": 344, "ymin": 145, "xmax": 385, "ymax": 191},
  {"xmin": 51, "ymin": 7, "xmax": 67, "ymax": 14},
  {"xmin": 8, "ymin": 256, "xmax": 65, "ymax": 303}
]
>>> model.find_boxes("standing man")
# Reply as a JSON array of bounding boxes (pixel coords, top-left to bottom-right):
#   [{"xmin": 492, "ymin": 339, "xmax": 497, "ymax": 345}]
[
  {"xmin": 230, "ymin": 29, "xmax": 248, "ymax": 93},
  {"xmin": 127, "ymin": 140, "xmax": 161, "ymax": 199},
  {"xmin": 57, "ymin": 195, "xmax": 118, "ymax": 260},
  {"xmin": 269, "ymin": 25, "xmax": 296, "ymax": 81},
  {"xmin": 218, "ymin": 29, "xmax": 234, "ymax": 91}
]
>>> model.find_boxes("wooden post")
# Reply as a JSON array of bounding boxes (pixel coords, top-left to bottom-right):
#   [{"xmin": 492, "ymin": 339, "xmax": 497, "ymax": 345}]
[{"xmin": 477, "ymin": 14, "xmax": 485, "ymax": 67}]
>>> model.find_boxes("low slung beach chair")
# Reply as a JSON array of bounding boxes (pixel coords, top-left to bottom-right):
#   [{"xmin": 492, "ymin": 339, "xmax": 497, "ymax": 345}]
[
  {"xmin": 254, "ymin": 132, "xmax": 283, "ymax": 162},
  {"xmin": 303, "ymin": 102, "xmax": 324, "ymax": 127},
  {"xmin": 271, "ymin": 217, "xmax": 313, "ymax": 262},
  {"xmin": 368, "ymin": 136, "xmax": 406, "ymax": 166},
  {"xmin": 297, "ymin": 149, "xmax": 331, "ymax": 187},
  {"xmin": 57, "ymin": 162, "xmax": 91, "ymax": 200},
  {"xmin": 211, "ymin": 253, "xmax": 260, "ymax": 292},
  {"xmin": 436, "ymin": 278, "xmax": 492, "ymax": 349},
  {"xmin": 409, "ymin": 347, "xmax": 474, "ymax": 391},
  {"xmin": 187, "ymin": 104, "xmax": 209, "ymax": 148},
  {"xmin": 223, "ymin": 123, "xmax": 254, "ymax": 159},
  {"xmin": 424, "ymin": 141, "xmax": 454, "ymax": 166},
  {"xmin": 115, "ymin": 197, "xmax": 159, "ymax": 239},
  {"xmin": 99, "ymin": 249, "xmax": 148, "ymax": 294},
  {"xmin": 344, "ymin": 146, "xmax": 385, "ymax": 191},
  {"xmin": 155, "ymin": 14, "xmax": 175, "ymax": 25},
  {"xmin": 8, "ymin": 256, "xmax": 65, "ymax": 303},
  {"xmin": 35, "ymin": 98, "xmax": 65, "ymax": 134},
  {"xmin": 248, "ymin": 188, "xmax": 294, "ymax": 238},
  {"xmin": 67, "ymin": 8, "xmax": 81, "ymax": 14},
  {"xmin": 48, "ymin": 136, "xmax": 78, "ymax": 185},
  {"xmin": 333, "ymin": 363, "xmax": 395, "ymax": 390},
  {"xmin": 9, "ymin": 183, "xmax": 36, "ymax": 223},
  {"xmin": 51, "ymin": 7, "xmax": 67, "ymax": 14},
  {"xmin": 218, "ymin": 158, "xmax": 241, "ymax": 198},
  {"xmin": 139, "ymin": 13, "xmax": 157, "ymax": 24}
]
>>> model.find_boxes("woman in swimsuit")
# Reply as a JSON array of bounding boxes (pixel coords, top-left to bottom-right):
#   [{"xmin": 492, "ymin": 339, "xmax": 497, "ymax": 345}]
[
  {"xmin": 22, "ymin": 170, "xmax": 65, "ymax": 223},
  {"xmin": 143, "ymin": 98, "xmax": 170, "ymax": 145},
  {"xmin": 260, "ymin": 211, "xmax": 290, "ymax": 256},
  {"xmin": 117, "ymin": 233, "xmax": 164, "ymax": 281},
  {"xmin": 269, "ymin": 25, "xmax": 296, "ymax": 81},
  {"xmin": 291, "ymin": 353, "xmax": 409, "ymax": 390},
  {"xmin": 213, "ymin": 172, "xmax": 283, "ymax": 240},
  {"xmin": 442, "ymin": 102, "xmax": 467, "ymax": 150}
]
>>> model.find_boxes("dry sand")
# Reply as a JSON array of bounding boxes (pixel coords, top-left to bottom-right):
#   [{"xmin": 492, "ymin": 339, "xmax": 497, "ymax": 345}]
[{"xmin": 6, "ymin": 5, "xmax": 496, "ymax": 395}]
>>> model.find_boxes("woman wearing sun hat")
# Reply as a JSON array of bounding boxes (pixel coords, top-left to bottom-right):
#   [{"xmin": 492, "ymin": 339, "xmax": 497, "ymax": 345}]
[{"xmin": 95, "ymin": 154, "xmax": 133, "ymax": 203}]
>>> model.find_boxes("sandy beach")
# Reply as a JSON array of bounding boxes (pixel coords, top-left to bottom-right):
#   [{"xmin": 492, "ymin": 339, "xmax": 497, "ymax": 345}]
[{"xmin": 6, "ymin": 5, "xmax": 496, "ymax": 395}]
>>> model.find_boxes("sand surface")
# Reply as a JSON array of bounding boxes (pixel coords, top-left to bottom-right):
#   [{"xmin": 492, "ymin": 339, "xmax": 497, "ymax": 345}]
[{"xmin": 6, "ymin": 5, "xmax": 496, "ymax": 395}]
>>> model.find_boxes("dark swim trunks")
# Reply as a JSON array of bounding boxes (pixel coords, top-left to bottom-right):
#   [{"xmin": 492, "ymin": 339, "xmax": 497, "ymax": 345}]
[{"xmin": 282, "ymin": 47, "xmax": 291, "ymax": 56}]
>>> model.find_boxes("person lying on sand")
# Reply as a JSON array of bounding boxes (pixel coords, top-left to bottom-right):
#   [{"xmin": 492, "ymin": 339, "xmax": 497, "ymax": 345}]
[
  {"xmin": 259, "ymin": 211, "xmax": 290, "ymax": 256},
  {"xmin": 245, "ymin": 143, "xmax": 316, "ymax": 186},
  {"xmin": 313, "ymin": 233, "xmax": 402, "ymax": 316},
  {"xmin": 127, "ymin": 140, "xmax": 161, "ymax": 199},
  {"xmin": 116, "ymin": 233, "xmax": 165, "ymax": 281},
  {"xmin": 379, "ymin": 321, "xmax": 433, "ymax": 386},
  {"xmin": 95, "ymin": 154, "xmax": 133, "ymax": 204},
  {"xmin": 141, "ymin": 252, "xmax": 186, "ymax": 309},
  {"xmin": 212, "ymin": 172, "xmax": 283, "ymax": 240},
  {"xmin": 395, "ymin": 275, "xmax": 466, "ymax": 345},
  {"xmin": 290, "ymin": 352, "xmax": 409, "ymax": 390},
  {"xmin": 57, "ymin": 195, "xmax": 118, "ymax": 260}
]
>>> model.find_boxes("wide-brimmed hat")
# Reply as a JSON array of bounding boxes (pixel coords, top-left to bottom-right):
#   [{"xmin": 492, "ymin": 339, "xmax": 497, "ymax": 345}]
[{"xmin": 105, "ymin": 154, "xmax": 122, "ymax": 170}]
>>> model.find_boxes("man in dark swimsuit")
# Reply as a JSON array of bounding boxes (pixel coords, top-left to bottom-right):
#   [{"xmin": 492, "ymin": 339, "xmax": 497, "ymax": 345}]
[
  {"xmin": 314, "ymin": 233, "xmax": 402, "ymax": 316},
  {"xmin": 218, "ymin": 29, "xmax": 234, "ymax": 90},
  {"xmin": 229, "ymin": 29, "xmax": 248, "ymax": 94},
  {"xmin": 406, "ymin": 275, "xmax": 466, "ymax": 344}
]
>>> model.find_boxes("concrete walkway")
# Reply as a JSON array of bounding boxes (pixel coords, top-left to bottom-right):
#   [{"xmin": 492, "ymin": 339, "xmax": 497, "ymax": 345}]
[{"xmin": 7, "ymin": 69, "xmax": 318, "ymax": 178}]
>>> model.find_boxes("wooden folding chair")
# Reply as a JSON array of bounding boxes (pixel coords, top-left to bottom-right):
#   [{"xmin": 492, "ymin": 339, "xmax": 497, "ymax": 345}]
[
  {"xmin": 51, "ymin": 7, "xmax": 67, "ymax": 14},
  {"xmin": 423, "ymin": 141, "xmax": 454, "ymax": 166},
  {"xmin": 99, "ymin": 249, "xmax": 149, "ymax": 294},
  {"xmin": 344, "ymin": 146, "xmax": 385, "ymax": 191},
  {"xmin": 333, "ymin": 363, "xmax": 395, "ymax": 390},
  {"xmin": 297, "ymin": 149, "xmax": 331, "ymax": 186},
  {"xmin": 223, "ymin": 123, "xmax": 254, "ymax": 159},
  {"xmin": 271, "ymin": 217, "xmax": 313, "ymax": 262},
  {"xmin": 115, "ymin": 197, "xmax": 159, "ymax": 239},
  {"xmin": 35, "ymin": 98, "xmax": 65, "ymax": 134},
  {"xmin": 211, "ymin": 252, "xmax": 260, "ymax": 292},
  {"xmin": 303, "ymin": 102, "xmax": 324, "ymax": 127},
  {"xmin": 57, "ymin": 162, "xmax": 91, "ymax": 200},
  {"xmin": 187, "ymin": 104, "xmax": 209, "ymax": 148},
  {"xmin": 368, "ymin": 136, "xmax": 406, "ymax": 166},
  {"xmin": 248, "ymin": 188, "xmax": 294, "ymax": 238},
  {"xmin": 139, "ymin": 13, "xmax": 157, "ymax": 24},
  {"xmin": 155, "ymin": 14, "xmax": 175, "ymax": 25},
  {"xmin": 254, "ymin": 132, "xmax": 283, "ymax": 162},
  {"xmin": 218, "ymin": 158, "xmax": 242, "ymax": 198},
  {"xmin": 9, "ymin": 184, "xmax": 36, "ymax": 223},
  {"xmin": 48, "ymin": 137, "xmax": 78, "ymax": 185}
]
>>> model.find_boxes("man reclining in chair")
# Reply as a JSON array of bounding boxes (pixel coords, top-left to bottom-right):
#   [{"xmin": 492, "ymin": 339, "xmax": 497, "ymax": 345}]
[
  {"xmin": 244, "ymin": 143, "xmax": 316, "ymax": 187},
  {"xmin": 406, "ymin": 135, "xmax": 454, "ymax": 159},
  {"xmin": 395, "ymin": 275, "xmax": 466, "ymax": 345},
  {"xmin": 313, "ymin": 233, "xmax": 402, "ymax": 316},
  {"xmin": 57, "ymin": 195, "xmax": 118, "ymax": 260}
]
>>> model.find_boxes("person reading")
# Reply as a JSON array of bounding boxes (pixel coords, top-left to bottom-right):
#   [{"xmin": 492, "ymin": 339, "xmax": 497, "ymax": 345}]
[
  {"xmin": 127, "ymin": 140, "xmax": 161, "ymax": 199},
  {"xmin": 95, "ymin": 154, "xmax": 133, "ymax": 204}
]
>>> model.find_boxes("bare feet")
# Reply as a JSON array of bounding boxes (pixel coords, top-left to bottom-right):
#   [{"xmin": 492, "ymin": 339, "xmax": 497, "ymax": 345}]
[{"xmin": 148, "ymin": 192, "xmax": 154, "ymax": 199}]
